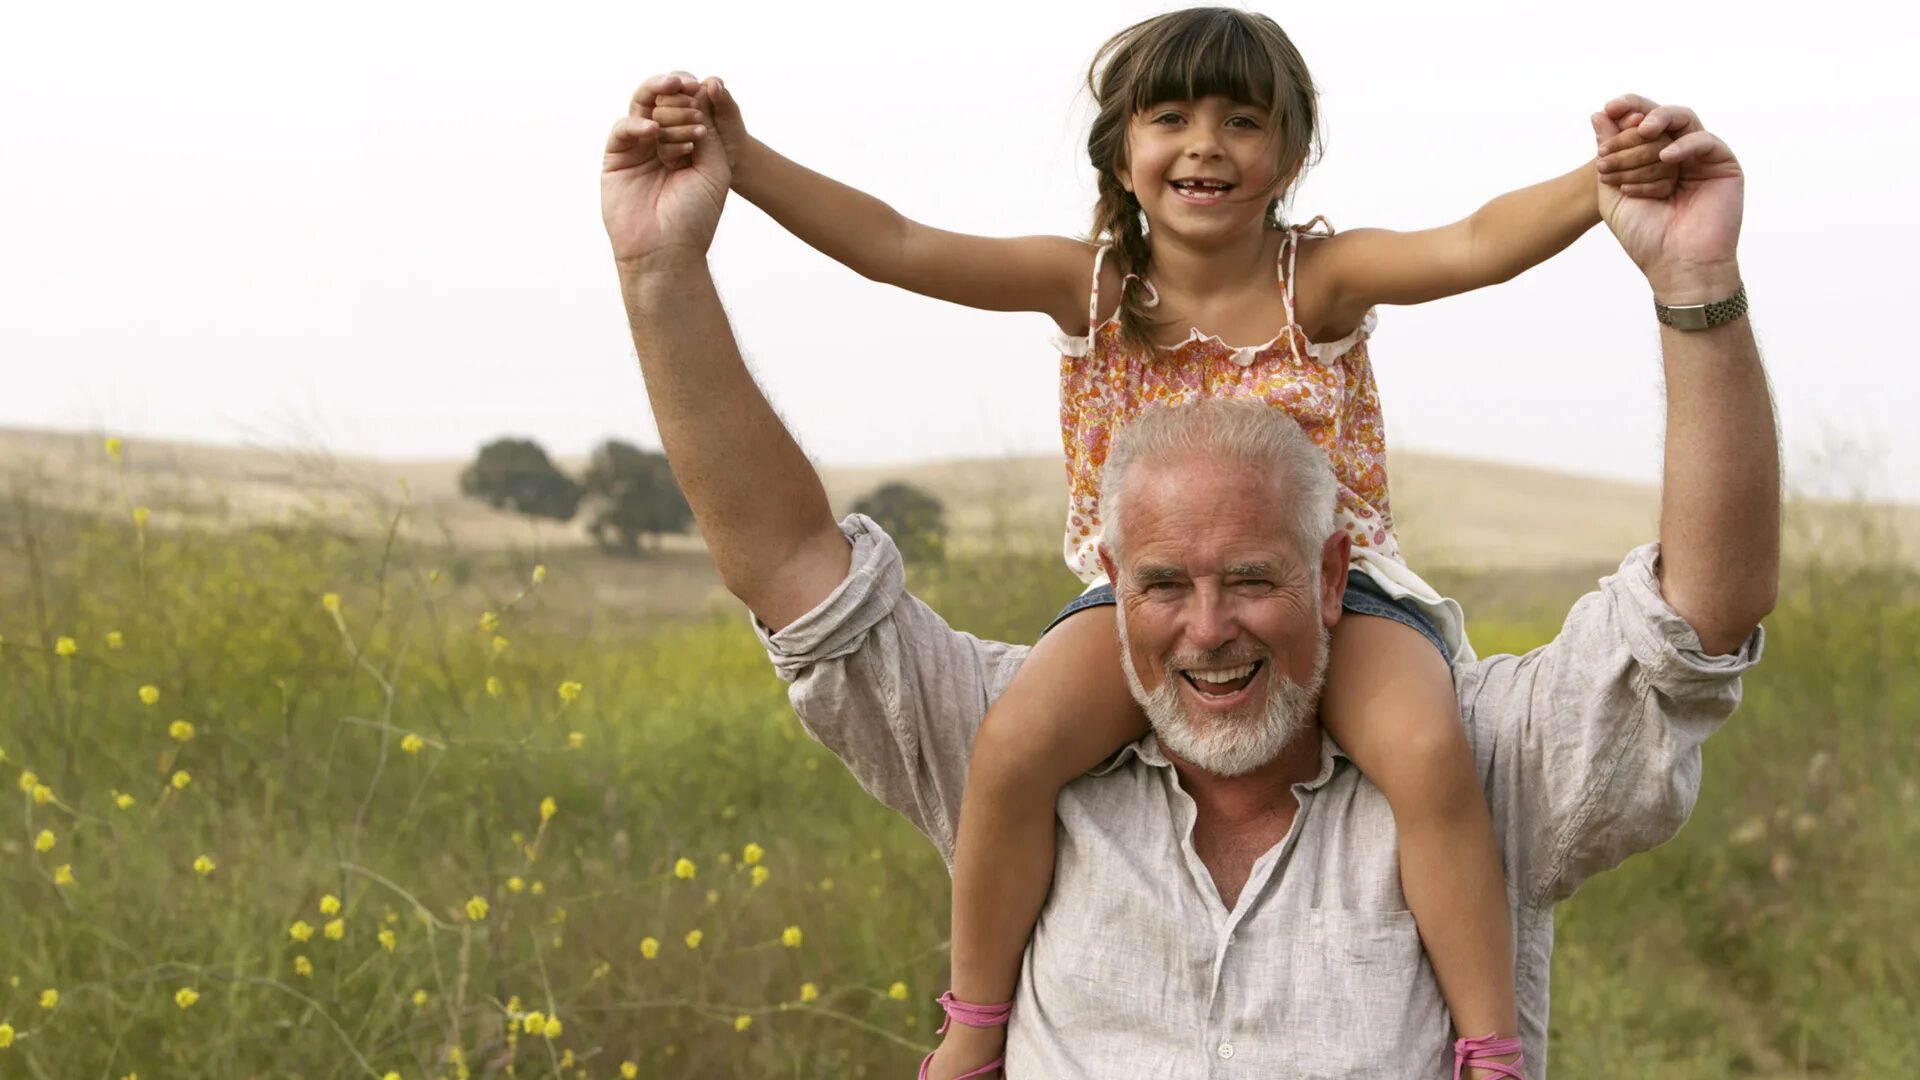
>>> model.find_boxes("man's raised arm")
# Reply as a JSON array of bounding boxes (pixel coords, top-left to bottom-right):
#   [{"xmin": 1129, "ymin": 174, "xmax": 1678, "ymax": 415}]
[
  {"xmin": 602, "ymin": 73, "xmax": 851, "ymax": 630},
  {"xmin": 1596, "ymin": 97, "xmax": 1779, "ymax": 654}
]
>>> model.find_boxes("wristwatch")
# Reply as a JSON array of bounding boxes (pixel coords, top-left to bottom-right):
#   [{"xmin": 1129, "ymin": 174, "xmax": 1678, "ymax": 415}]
[{"xmin": 1654, "ymin": 284, "xmax": 1748, "ymax": 330}]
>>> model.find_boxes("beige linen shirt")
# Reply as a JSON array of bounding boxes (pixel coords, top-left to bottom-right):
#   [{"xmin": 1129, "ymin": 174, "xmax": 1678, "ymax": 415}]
[{"xmin": 756, "ymin": 515, "xmax": 1763, "ymax": 1078}]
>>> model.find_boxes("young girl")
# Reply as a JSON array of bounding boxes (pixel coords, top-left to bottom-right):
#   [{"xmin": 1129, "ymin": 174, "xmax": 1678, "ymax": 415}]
[{"xmin": 648, "ymin": 10, "xmax": 1671, "ymax": 1078}]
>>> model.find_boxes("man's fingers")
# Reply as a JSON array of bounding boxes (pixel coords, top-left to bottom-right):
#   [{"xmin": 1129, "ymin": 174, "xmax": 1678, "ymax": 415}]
[
  {"xmin": 1661, "ymin": 128, "xmax": 1734, "ymax": 167},
  {"xmin": 652, "ymin": 104, "xmax": 705, "ymax": 129},
  {"xmin": 630, "ymin": 73, "xmax": 696, "ymax": 119},
  {"xmin": 1637, "ymin": 104, "xmax": 1700, "ymax": 141},
  {"xmin": 606, "ymin": 115, "xmax": 658, "ymax": 158},
  {"xmin": 1604, "ymin": 93, "xmax": 1660, "ymax": 122},
  {"xmin": 1601, "ymin": 162, "xmax": 1672, "ymax": 186},
  {"xmin": 654, "ymin": 123, "xmax": 707, "ymax": 144}
]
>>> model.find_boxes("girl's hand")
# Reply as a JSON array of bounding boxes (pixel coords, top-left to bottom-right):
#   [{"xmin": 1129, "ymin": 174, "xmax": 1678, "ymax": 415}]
[
  {"xmin": 602, "ymin": 74, "xmax": 729, "ymax": 269},
  {"xmin": 1595, "ymin": 112, "xmax": 1679, "ymax": 200},
  {"xmin": 1591, "ymin": 96, "xmax": 1743, "ymax": 300},
  {"xmin": 652, "ymin": 76, "xmax": 749, "ymax": 172}
]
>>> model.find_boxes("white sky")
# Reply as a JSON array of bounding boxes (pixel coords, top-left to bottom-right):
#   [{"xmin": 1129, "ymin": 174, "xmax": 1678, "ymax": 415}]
[{"xmin": 4, "ymin": 0, "xmax": 1917, "ymax": 498}]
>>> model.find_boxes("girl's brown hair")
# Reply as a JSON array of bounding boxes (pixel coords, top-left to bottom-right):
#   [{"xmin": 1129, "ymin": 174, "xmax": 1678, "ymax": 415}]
[{"xmin": 1085, "ymin": 7, "xmax": 1321, "ymax": 350}]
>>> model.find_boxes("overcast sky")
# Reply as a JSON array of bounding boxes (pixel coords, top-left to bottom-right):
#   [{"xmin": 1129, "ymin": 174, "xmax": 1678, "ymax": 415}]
[{"xmin": 5, "ymin": 0, "xmax": 1916, "ymax": 499}]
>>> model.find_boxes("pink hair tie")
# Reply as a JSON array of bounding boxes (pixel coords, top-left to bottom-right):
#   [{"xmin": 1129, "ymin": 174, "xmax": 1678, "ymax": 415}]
[
  {"xmin": 917, "ymin": 992, "xmax": 1013, "ymax": 1080},
  {"xmin": 1454, "ymin": 1033, "xmax": 1525, "ymax": 1079}
]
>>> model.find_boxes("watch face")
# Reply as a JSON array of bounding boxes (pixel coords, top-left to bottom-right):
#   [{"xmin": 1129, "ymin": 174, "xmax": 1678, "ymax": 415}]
[{"xmin": 1665, "ymin": 304, "xmax": 1710, "ymax": 331}]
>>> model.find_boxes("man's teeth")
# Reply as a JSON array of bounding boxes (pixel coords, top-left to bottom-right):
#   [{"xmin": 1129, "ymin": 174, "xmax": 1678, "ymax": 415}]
[{"xmin": 1188, "ymin": 662, "xmax": 1257, "ymax": 684}]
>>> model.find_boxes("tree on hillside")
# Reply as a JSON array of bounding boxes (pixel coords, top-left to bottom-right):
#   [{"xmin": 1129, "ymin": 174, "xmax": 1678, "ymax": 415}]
[
  {"xmin": 582, "ymin": 439, "xmax": 691, "ymax": 555},
  {"xmin": 853, "ymin": 481, "xmax": 947, "ymax": 563},
  {"xmin": 459, "ymin": 438, "xmax": 582, "ymax": 522}
]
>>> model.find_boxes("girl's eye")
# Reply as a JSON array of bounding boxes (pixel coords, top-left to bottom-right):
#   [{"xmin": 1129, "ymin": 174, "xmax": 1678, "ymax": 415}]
[
  {"xmin": 1226, "ymin": 115, "xmax": 1259, "ymax": 129},
  {"xmin": 1151, "ymin": 112, "xmax": 1184, "ymax": 125}
]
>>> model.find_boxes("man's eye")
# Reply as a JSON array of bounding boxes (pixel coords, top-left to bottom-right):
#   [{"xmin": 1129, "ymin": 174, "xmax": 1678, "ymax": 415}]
[{"xmin": 1231, "ymin": 579, "xmax": 1275, "ymax": 592}]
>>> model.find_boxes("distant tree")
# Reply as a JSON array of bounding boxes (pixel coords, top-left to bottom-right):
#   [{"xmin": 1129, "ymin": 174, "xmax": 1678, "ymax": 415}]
[
  {"xmin": 853, "ymin": 481, "xmax": 947, "ymax": 563},
  {"xmin": 582, "ymin": 439, "xmax": 692, "ymax": 555},
  {"xmin": 459, "ymin": 438, "xmax": 582, "ymax": 522}
]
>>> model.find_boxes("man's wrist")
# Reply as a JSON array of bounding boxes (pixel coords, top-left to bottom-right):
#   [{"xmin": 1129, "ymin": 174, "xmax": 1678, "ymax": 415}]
[
  {"xmin": 618, "ymin": 249, "xmax": 711, "ymax": 301},
  {"xmin": 1646, "ymin": 260, "xmax": 1743, "ymax": 306}
]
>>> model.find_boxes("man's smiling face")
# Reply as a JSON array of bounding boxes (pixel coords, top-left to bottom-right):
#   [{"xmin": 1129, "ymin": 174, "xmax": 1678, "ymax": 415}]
[{"xmin": 1101, "ymin": 453, "xmax": 1346, "ymax": 776}]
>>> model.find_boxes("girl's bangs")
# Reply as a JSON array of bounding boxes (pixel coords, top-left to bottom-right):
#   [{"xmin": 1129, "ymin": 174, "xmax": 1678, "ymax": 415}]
[{"xmin": 1124, "ymin": 17, "xmax": 1279, "ymax": 116}]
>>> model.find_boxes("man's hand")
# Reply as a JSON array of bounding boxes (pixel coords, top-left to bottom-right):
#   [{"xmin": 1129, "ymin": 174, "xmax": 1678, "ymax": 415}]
[
  {"xmin": 652, "ymin": 76, "xmax": 749, "ymax": 173},
  {"xmin": 1592, "ymin": 95, "xmax": 1743, "ymax": 301},
  {"xmin": 602, "ymin": 73, "xmax": 729, "ymax": 270}
]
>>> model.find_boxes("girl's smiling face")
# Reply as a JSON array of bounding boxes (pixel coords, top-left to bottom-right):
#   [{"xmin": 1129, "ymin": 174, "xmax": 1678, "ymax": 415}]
[{"xmin": 1119, "ymin": 95, "xmax": 1285, "ymax": 245}]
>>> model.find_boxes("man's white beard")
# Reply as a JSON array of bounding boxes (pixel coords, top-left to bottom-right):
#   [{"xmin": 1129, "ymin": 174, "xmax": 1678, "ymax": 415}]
[{"xmin": 1116, "ymin": 604, "xmax": 1330, "ymax": 778}]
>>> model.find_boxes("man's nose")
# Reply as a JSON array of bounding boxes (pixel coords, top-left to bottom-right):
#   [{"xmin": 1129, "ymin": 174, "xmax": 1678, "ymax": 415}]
[{"xmin": 1184, "ymin": 586, "xmax": 1237, "ymax": 651}]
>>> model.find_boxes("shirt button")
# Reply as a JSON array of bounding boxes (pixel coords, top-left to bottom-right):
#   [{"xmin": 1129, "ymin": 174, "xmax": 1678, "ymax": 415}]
[
  {"xmin": 1218, "ymin": 1041, "xmax": 1235, "ymax": 1060},
  {"xmin": 1228, "ymin": 932, "xmax": 1237, "ymax": 945}
]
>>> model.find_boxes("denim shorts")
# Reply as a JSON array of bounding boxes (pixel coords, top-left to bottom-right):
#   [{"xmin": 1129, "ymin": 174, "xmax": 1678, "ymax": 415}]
[{"xmin": 1043, "ymin": 570, "xmax": 1450, "ymax": 665}]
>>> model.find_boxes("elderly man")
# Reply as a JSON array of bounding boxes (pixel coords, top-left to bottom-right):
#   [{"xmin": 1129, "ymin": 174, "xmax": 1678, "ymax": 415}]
[{"xmin": 601, "ymin": 90, "xmax": 1775, "ymax": 1077}]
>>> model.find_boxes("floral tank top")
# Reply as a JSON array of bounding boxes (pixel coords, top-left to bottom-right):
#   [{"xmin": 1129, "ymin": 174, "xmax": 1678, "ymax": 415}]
[{"xmin": 1052, "ymin": 217, "xmax": 1402, "ymax": 584}]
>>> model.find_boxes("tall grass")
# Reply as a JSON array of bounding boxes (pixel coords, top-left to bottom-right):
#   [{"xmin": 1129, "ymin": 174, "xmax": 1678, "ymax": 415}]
[{"xmin": 0, "ymin": 452, "xmax": 1914, "ymax": 1078}]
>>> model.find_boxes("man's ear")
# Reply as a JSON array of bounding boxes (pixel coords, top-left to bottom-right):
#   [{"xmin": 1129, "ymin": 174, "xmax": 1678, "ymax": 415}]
[
  {"xmin": 1318, "ymin": 531, "xmax": 1351, "ymax": 629},
  {"xmin": 1098, "ymin": 543, "xmax": 1120, "ymax": 586}
]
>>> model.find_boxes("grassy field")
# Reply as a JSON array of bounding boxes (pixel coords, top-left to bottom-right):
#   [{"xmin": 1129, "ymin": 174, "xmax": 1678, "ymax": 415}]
[{"xmin": 1, "ymin": 445, "xmax": 1916, "ymax": 1078}]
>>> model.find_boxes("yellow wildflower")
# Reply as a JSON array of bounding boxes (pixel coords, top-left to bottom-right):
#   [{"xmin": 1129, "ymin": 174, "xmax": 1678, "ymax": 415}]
[
  {"xmin": 782, "ymin": 925, "xmax": 803, "ymax": 949},
  {"xmin": 192, "ymin": 854, "xmax": 215, "ymax": 876},
  {"xmin": 169, "ymin": 720, "xmax": 195, "ymax": 743},
  {"xmin": 132, "ymin": 505, "xmax": 150, "ymax": 528},
  {"xmin": 591, "ymin": 961, "xmax": 611, "ymax": 980},
  {"xmin": 319, "ymin": 894, "xmax": 341, "ymax": 916},
  {"xmin": 751, "ymin": 866, "xmax": 770, "ymax": 888},
  {"xmin": 378, "ymin": 928, "xmax": 397, "ymax": 952},
  {"xmin": 557, "ymin": 680, "xmax": 583, "ymax": 704},
  {"xmin": 411, "ymin": 988, "xmax": 428, "ymax": 1006},
  {"xmin": 289, "ymin": 920, "xmax": 315, "ymax": 942},
  {"xmin": 17, "ymin": 770, "xmax": 36, "ymax": 793},
  {"xmin": 170, "ymin": 770, "xmax": 191, "ymax": 790},
  {"xmin": 820, "ymin": 877, "xmax": 834, "ymax": 892},
  {"xmin": 105, "ymin": 630, "xmax": 123, "ymax": 649},
  {"xmin": 53, "ymin": 864, "xmax": 75, "ymax": 887},
  {"xmin": 620, "ymin": 1063, "xmax": 638, "ymax": 1079},
  {"xmin": 0, "ymin": 1022, "xmax": 13, "ymax": 1048},
  {"xmin": 640, "ymin": 936, "xmax": 660, "ymax": 959},
  {"xmin": 465, "ymin": 896, "xmax": 489, "ymax": 922},
  {"xmin": 491, "ymin": 635, "xmax": 509, "ymax": 655},
  {"xmin": 323, "ymin": 919, "xmax": 345, "ymax": 941},
  {"xmin": 55, "ymin": 636, "xmax": 77, "ymax": 657},
  {"xmin": 321, "ymin": 592, "xmax": 341, "ymax": 614},
  {"xmin": 888, "ymin": 982, "xmax": 909, "ymax": 1001},
  {"xmin": 34, "ymin": 829, "xmax": 55, "ymax": 853},
  {"xmin": 0, "ymin": 746, "xmax": 5, "ymax": 764},
  {"xmin": 705, "ymin": 889, "xmax": 719, "ymax": 906},
  {"xmin": 39, "ymin": 988, "xmax": 58, "ymax": 1010},
  {"xmin": 105, "ymin": 436, "xmax": 122, "ymax": 461},
  {"xmin": 174, "ymin": 987, "xmax": 199, "ymax": 1009},
  {"xmin": 114, "ymin": 791, "xmax": 135, "ymax": 810},
  {"xmin": 31, "ymin": 784, "xmax": 52, "ymax": 805},
  {"xmin": 560, "ymin": 1049, "xmax": 575, "ymax": 1068},
  {"xmin": 673, "ymin": 857, "xmax": 696, "ymax": 880},
  {"xmin": 400, "ymin": 733, "xmax": 424, "ymax": 755},
  {"xmin": 383, "ymin": 1073, "xmax": 401, "ymax": 1080},
  {"xmin": 544, "ymin": 1017, "xmax": 563, "ymax": 1038},
  {"xmin": 532, "ymin": 564, "xmax": 547, "ymax": 584},
  {"xmin": 539, "ymin": 796, "xmax": 557, "ymax": 823},
  {"xmin": 485, "ymin": 675, "xmax": 503, "ymax": 698},
  {"xmin": 743, "ymin": 842, "xmax": 764, "ymax": 866},
  {"xmin": 530, "ymin": 880, "xmax": 545, "ymax": 896},
  {"xmin": 506, "ymin": 876, "xmax": 525, "ymax": 894},
  {"xmin": 293, "ymin": 955, "xmax": 313, "ymax": 977},
  {"xmin": 800, "ymin": 982, "xmax": 820, "ymax": 1003},
  {"xmin": 522, "ymin": 1011, "xmax": 547, "ymax": 1036},
  {"xmin": 550, "ymin": 906, "xmax": 567, "ymax": 925},
  {"xmin": 566, "ymin": 731, "xmax": 584, "ymax": 750},
  {"xmin": 734, "ymin": 1014, "xmax": 752, "ymax": 1032},
  {"xmin": 139, "ymin": 685, "xmax": 160, "ymax": 706},
  {"xmin": 684, "ymin": 929, "xmax": 703, "ymax": 949},
  {"xmin": 507, "ymin": 994, "xmax": 522, "ymax": 1011},
  {"xmin": 479, "ymin": 611, "xmax": 500, "ymax": 633}
]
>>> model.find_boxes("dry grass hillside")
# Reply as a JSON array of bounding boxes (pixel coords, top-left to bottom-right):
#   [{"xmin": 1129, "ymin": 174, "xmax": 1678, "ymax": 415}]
[{"xmin": 4, "ymin": 426, "xmax": 1914, "ymax": 617}]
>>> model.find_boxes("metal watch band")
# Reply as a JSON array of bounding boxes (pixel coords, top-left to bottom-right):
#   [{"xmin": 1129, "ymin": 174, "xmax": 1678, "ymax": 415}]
[{"xmin": 1654, "ymin": 283, "xmax": 1748, "ymax": 331}]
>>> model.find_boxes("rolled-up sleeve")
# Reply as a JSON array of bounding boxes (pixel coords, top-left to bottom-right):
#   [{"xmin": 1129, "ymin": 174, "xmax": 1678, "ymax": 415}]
[
  {"xmin": 1462, "ymin": 543, "xmax": 1765, "ymax": 906},
  {"xmin": 754, "ymin": 514, "xmax": 1028, "ymax": 867}
]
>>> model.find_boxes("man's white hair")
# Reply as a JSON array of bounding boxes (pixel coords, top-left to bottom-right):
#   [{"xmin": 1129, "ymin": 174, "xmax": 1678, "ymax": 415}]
[{"xmin": 1098, "ymin": 400, "xmax": 1337, "ymax": 566}]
